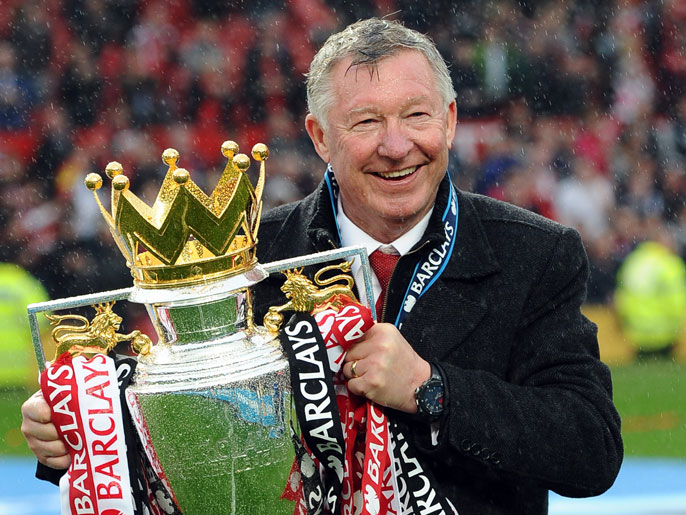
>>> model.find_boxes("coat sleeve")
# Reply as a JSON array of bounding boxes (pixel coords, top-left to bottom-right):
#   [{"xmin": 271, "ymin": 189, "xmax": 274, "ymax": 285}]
[
  {"xmin": 36, "ymin": 461, "xmax": 65, "ymax": 485},
  {"xmin": 413, "ymin": 227, "xmax": 623, "ymax": 497}
]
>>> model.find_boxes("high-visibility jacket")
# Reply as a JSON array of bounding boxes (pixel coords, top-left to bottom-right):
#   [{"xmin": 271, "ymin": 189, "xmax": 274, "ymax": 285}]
[
  {"xmin": 0, "ymin": 263, "xmax": 49, "ymax": 387},
  {"xmin": 615, "ymin": 241, "xmax": 686, "ymax": 350}
]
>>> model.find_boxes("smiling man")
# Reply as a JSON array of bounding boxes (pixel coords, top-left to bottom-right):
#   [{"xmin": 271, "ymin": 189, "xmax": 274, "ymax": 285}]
[
  {"xmin": 22, "ymin": 17, "xmax": 622, "ymax": 515},
  {"xmin": 254, "ymin": 18, "xmax": 623, "ymax": 514}
]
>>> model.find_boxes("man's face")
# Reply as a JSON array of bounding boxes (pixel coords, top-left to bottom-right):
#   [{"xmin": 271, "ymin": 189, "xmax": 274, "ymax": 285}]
[{"xmin": 306, "ymin": 50, "xmax": 457, "ymax": 242}]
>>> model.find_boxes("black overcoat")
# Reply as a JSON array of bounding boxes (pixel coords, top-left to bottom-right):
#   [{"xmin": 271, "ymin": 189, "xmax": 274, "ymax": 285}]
[{"xmin": 254, "ymin": 174, "xmax": 623, "ymax": 515}]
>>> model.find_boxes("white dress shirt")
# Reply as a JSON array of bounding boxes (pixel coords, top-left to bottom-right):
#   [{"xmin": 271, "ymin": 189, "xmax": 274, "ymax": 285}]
[{"xmin": 336, "ymin": 197, "xmax": 433, "ymax": 309}]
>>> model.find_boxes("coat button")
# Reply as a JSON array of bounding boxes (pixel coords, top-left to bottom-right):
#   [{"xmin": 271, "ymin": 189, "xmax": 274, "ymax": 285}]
[
  {"xmin": 490, "ymin": 452, "xmax": 502, "ymax": 465},
  {"xmin": 471, "ymin": 444, "xmax": 483, "ymax": 456},
  {"xmin": 481, "ymin": 447, "xmax": 491, "ymax": 460},
  {"xmin": 459, "ymin": 439, "xmax": 472, "ymax": 452}
]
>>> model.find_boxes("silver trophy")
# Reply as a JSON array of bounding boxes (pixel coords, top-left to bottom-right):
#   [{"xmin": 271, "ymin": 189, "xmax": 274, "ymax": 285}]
[{"xmin": 28, "ymin": 141, "xmax": 374, "ymax": 514}]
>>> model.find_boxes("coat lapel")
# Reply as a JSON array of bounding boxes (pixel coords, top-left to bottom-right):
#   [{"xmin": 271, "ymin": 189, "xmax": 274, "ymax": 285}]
[{"xmin": 401, "ymin": 190, "xmax": 500, "ymax": 359}]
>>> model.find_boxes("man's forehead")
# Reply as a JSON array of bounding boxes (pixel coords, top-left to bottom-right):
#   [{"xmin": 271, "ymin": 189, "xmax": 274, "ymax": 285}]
[
  {"xmin": 346, "ymin": 95, "xmax": 433, "ymax": 117},
  {"xmin": 320, "ymin": 49, "xmax": 445, "ymax": 128}
]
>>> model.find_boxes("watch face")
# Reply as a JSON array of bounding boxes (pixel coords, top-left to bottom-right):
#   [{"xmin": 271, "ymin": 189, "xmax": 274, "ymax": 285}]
[{"xmin": 419, "ymin": 379, "xmax": 444, "ymax": 416}]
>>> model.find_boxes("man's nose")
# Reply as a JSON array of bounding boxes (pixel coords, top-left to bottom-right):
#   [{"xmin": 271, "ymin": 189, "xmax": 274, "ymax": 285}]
[{"xmin": 377, "ymin": 121, "xmax": 413, "ymax": 159}]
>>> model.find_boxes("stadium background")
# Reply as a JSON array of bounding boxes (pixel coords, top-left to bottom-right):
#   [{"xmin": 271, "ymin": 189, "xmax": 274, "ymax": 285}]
[{"xmin": 1, "ymin": 0, "xmax": 685, "ymax": 513}]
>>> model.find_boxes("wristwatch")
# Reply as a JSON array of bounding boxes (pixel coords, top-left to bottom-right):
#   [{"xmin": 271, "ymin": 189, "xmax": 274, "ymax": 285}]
[{"xmin": 414, "ymin": 364, "xmax": 445, "ymax": 419}]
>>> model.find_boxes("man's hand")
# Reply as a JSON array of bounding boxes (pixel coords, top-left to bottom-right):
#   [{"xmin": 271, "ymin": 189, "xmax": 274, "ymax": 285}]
[
  {"xmin": 21, "ymin": 390, "xmax": 71, "ymax": 470},
  {"xmin": 342, "ymin": 323, "xmax": 431, "ymax": 413}
]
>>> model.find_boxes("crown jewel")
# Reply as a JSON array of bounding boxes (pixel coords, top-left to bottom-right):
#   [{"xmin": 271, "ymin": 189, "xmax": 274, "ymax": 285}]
[{"xmin": 85, "ymin": 141, "xmax": 268, "ymax": 288}]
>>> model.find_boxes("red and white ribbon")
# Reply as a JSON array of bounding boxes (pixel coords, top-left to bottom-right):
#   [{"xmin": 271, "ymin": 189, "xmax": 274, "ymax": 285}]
[
  {"xmin": 314, "ymin": 298, "xmax": 398, "ymax": 515},
  {"xmin": 40, "ymin": 353, "xmax": 135, "ymax": 515}
]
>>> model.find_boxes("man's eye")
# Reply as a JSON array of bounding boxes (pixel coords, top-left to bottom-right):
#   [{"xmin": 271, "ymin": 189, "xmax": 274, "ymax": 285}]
[
  {"xmin": 409, "ymin": 111, "xmax": 428, "ymax": 118},
  {"xmin": 352, "ymin": 118, "xmax": 377, "ymax": 129}
]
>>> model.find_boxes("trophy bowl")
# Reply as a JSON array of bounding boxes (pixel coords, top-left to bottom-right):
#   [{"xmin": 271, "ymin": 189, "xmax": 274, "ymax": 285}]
[{"xmin": 126, "ymin": 266, "xmax": 295, "ymax": 514}]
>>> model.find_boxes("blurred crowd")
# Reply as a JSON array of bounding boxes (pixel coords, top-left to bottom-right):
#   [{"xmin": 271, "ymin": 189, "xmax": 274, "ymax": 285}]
[{"xmin": 2, "ymin": 0, "xmax": 686, "ymax": 317}]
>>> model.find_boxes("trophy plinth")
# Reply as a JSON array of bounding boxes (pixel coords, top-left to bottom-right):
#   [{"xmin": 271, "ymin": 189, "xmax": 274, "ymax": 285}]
[{"xmin": 127, "ymin": 266, "xmax": 295, "ymax": 514}]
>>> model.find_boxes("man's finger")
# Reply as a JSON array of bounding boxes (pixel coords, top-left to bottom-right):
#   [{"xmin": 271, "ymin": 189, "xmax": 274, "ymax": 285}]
[
  {"xmin": 30, "ymin": 438, "xmax": 68, "ymax": 458},
  {"xmin": 21, "ymin": 417, "xmax": 60, "ymax": 442},
  {"xmin": 40, "ymin": 454, "xmax": 71, "ymax": 471},
  {"xmin": 21, "ymin": 390, "xmax": 53, "ymax": 424},
  {"xmin": 345, "ymin": 359, "xmax": 366, "ymax": 379}
]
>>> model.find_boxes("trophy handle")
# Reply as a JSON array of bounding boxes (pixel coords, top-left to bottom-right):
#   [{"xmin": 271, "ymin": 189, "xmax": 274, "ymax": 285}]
[
  {"xmin": 261, "ymin": 245, "xmax": 375, "ymax": 319},
  {"xmin": 27, "ymin": 287, "xmax": 133, "ymax": 373}
]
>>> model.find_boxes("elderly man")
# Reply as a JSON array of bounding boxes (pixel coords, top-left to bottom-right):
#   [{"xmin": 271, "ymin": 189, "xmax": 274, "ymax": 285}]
[{"xmin": 23, "ymin": 18, "xmax": 622, "ymax": 514}]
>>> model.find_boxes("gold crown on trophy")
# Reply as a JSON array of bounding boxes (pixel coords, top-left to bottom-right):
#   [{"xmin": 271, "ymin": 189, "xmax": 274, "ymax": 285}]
[{"xmin": 84, "ymin": 140, "xmax": 268, "ymax": 288}]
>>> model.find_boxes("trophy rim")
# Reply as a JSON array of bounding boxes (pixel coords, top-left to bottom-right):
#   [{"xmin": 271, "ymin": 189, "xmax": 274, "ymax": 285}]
[{"xmin": 129, "ymin": 263, "xmax": 268, "ymax": 305}]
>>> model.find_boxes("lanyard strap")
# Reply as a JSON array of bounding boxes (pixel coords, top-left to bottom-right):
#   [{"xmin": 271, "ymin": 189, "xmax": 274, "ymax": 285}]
[{"xmin": 324, "ymin": 166, "xmax": 459, "ymax": 329}]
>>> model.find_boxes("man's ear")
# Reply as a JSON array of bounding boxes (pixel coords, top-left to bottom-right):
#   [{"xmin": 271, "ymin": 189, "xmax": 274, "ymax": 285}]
[
  {"xmin": 445, "ymin": 100, "xmax": 457, "ymax": 149},
  {"xmin": 305, "ymin": 114, "xmax": 331, "ymax": 163}
]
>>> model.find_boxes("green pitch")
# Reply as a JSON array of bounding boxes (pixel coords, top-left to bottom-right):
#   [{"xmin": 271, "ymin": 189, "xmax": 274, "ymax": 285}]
[
  {"xmin": 0, "ymin": 387, "xmax": 32, "ymax": 456},
  {"xmin": 610, "ymin": 360, "xmax": 686, "ymax": 458}
]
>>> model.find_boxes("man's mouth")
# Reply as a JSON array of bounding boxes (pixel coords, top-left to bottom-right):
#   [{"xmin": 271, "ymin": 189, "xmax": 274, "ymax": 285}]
[{"xmin": 375, "ymin": 166, "xmax": 418, "ymax": 180}]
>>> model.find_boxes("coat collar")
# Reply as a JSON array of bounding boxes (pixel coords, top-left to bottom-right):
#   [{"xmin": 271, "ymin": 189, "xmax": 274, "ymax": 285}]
[
  {"xmin": 306, "ymin": 179, "xmax": 341, "ymax": 252},
  {"xmin": 391, "ymin": 177, "xmax": 500, "ymax": 360}
]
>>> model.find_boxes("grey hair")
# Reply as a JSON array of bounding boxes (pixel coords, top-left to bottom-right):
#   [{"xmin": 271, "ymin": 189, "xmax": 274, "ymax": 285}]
[{"xmin": 306, "ymin": 18, "xmax": 456, "ymax": 128}]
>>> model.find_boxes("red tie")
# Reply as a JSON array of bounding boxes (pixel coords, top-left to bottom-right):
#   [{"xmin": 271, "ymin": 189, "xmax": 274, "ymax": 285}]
[{"xmin": 369, "ymin": 247, "xmax": 400, "ymax": 319}]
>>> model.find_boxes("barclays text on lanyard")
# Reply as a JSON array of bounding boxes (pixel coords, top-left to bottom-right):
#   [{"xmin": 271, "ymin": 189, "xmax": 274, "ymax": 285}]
[
  {"xmin": 324, "ymin": 165, "xmax": 459, "ymax": 328},
  {"xmin": 325, "ymin": 165, "xmax": 460, "ymax": 515}
]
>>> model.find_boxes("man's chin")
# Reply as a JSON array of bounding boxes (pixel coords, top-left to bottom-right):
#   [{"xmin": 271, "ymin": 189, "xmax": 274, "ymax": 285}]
[{"xmin": 377, "ymin": 206, "xmax": 425, "ymax": 227}]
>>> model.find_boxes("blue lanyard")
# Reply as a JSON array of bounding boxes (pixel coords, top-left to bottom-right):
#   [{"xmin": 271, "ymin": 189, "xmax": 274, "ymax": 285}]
[{"xmin": 324, "ymin": 166, "xmax": 459, "ymax": 330}]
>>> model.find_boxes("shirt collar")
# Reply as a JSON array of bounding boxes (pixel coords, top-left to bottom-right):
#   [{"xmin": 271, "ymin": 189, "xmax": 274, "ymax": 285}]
[
  {"xmin": 337, "ymin": 197, "xmax": 433, "ymax": 255},
  {"xmin": 337, "ymin": 196, "xmax": 433, "ymax": 309}
]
